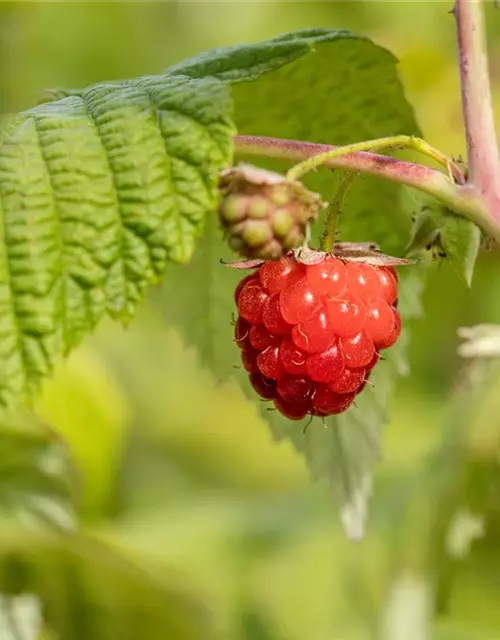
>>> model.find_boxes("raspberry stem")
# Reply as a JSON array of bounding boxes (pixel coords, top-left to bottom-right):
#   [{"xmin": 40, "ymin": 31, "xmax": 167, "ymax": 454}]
[
  {"xmin": 321, "ymin": 173, "xmax": 356, "ymax": 252},
  {"xmin": 234, "ymin": 135, "xmax": 500, "ymax": 245},
  {"xmin": 285, "ymin": 135, "xmax": 464, "ymax": 184}
]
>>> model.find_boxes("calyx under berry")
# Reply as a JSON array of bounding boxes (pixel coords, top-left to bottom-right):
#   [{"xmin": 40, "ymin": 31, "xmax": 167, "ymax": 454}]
[
  {"xmin": 218, "ymin": 164, "xmax": 324, "ymax": 260},
  {"xmin": 223, "ymin": 243, "xmax": 415, "ymax": 271}
]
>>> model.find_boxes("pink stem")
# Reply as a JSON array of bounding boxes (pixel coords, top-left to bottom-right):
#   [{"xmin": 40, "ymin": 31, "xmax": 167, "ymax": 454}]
[
  {"xmin": 235, "ymin": 135, "xmax": 450, "ymax": 190},
  {"xmin": 234, "ymin": 134, "xmax": 500, "ymax": 244},
  {"xmin": 455, "ymin": 0, "xmax": 500, "ymax": 222}
]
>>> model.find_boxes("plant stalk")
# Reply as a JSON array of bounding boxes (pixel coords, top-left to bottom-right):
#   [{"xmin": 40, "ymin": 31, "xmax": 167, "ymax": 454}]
[
  {"xmin": 286, "ymin": 135, "xmax": 464, "ymax": 184},
  {"xmin": 455, "ymin": 0, "xmax": 500, "ymax": 222},
  {"xmin": 235, "ymin": 135, "xmax": 454, "ymax": 192},
  {"xmin": 234, "ymin": 135, "xmax": 500, "ymax": 244},
  {"xmin": 321, "ymin": 174, "xmax": 356, "ymax": 252}
]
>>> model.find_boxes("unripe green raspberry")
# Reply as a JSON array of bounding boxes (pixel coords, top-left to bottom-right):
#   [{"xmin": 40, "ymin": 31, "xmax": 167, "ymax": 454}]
[{"xmin": 218, "ymin": 164, "xmax": 324, "ymax": 260}]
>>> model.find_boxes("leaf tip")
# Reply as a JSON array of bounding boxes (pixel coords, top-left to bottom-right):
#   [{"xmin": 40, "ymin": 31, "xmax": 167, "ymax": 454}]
[{"xmin": 339, "ymin": 472, "xmax": 372, "ymax": 541}]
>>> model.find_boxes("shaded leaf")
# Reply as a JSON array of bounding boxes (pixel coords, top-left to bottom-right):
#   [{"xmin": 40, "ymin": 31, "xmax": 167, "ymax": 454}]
[
  {"xmin": 406, "ymin": 202, "xmax": 481, "ymax": 287},
  {"xmin": 262, "ymin": 268, "xmax": 423, "ymax": 539},
  {"xmin": 154, "ymin": 30, "xmax": 425, "ymax": 534},
  {"xmin": 0, "ymin": 409, "xmax": 74, "ymax": 528},
  {"xmin": 156, "ymin": 28, "xmax": 422, "ymax": 371},
  {"xmin": 229, "ymin": 29, "xmax": 420, "ymax": 256}
]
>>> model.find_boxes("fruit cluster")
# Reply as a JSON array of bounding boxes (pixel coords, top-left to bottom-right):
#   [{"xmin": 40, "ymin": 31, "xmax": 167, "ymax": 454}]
[
  {"xmin": 218, "ymin": 165, "xmax": 323, "ymax": 260},
  {"xmin": 234, "ymin": 254, "xmax": 401, "ymax": 420}
]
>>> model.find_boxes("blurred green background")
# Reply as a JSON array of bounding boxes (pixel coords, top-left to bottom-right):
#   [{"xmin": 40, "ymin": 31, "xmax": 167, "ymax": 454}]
[{"xmin": 2, "ymin": 2, "xmax": 500, "ymax": 638}]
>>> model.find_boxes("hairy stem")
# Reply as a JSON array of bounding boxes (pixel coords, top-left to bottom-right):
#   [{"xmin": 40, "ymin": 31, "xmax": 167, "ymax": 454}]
[
  {"xmin": 235, "ymin": 135, "xmax": 500, "ymax": 243},
  {"xmin": 321, "ymin": 174, "xmax": 356, "ymax": 252},
  {"xmin": 236, "ymin": 135, "xmax": 453, "ymax": 192},
  {"xmin": 455, "ymin": 0, "xmax": 500, "ymax": 222},
  {"xmin": 286, "ymin": 135, "xmax": 464, "ymax": 183}
]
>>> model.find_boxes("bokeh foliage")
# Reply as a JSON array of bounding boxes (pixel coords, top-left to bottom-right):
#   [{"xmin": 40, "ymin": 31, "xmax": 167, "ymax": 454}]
[{"xmin": 1, "ymin": 2, "xmax": 500, "ymax": 639}]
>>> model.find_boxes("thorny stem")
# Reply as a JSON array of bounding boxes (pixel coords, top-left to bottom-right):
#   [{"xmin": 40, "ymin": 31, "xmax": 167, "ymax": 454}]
[
  {"xmin": 454, "ymin": 0, "xmax": 500, "ymax": 223},
  {"xmin": 321, "ymin": 173, "xmax": 356, "ymax": 252},
  {"xmin": 286, "ymin": 135, "xmax": 464, "ymax": 184}
]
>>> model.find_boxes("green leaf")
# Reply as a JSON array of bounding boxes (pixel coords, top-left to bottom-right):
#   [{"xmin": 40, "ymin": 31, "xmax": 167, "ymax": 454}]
[
  {"xmin": 168, "ymin": 29, "xmax": 359, "ymax": 84},
  {"xmin": 153, "ymin": 30, "xmax": 425, "ymax": 534},
  {"xmin": 0, "ymin": 409, "xmax": 74, "ymax": 527},
  {"xmin": 0, "ymin": 529, "xmax": 211, "ymax": 640},
  {"xmin": 406, "ymin": 201, "xmax": 481, "ymax": 287},
  {"xmin": 170, "ymin": 28, "xmax": 420, "ymax": 253},
  {"xmin": 0, "ymin": 73, "xmax": 234, "ymax": 405},
  {"xmin": 156, "ymin": 29, "xmax": 422, "ymax": 376},
  {"xmin": 152, "ymin": 217, "xmax": 242, "ymax": 379}
]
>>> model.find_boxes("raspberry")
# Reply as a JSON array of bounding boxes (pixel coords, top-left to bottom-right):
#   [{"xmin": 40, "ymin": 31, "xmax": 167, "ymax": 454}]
[
  {"xmin": 280, "ymin": 278, "xmax": 322, "ymax": 324},
  {"xmin": 260, "ymin": 257, "xmax": 304, "ymax": 293},
  {"xmin": 346, "ymin": 263, "xmax": 380, "ymax": 301},
  {"xmin": 234, "ymin": 273, "xmax": 258, "ymax": 304},
  {"xmin": 325, "ymin": 293, "xmax": 365, "ymax": 336},
  {"xmin": 306, "ymin": 342, "xmax": 345, "ymax": 383},
  {"xmin": 241, "ymin": 346, "xmax": 259, "ymax": 374},
  {"xmin": 233, "ymin": 253, "xmax": 402, "ymax": 421},
  {"xmin": 257, "ymin": 345, "xmax": 285, "ymax": 380},
  {"xmin": 234, "ymin": 317, "xmax": 250, "ymax": 349},
  {"xmin": 292, "ymin": 309, "xmax": 334, "ymax": 354},
  {"xmin": 377, "ymin": 267, "xmax": 398, "ymax": 305},
  {"xmin": 376, "ymin": 308, "xmax": 401, "ymax": 350},
  {"xmin": 277, "ymin": 375, "xmax": 312, "ymax": 403},
  {"xmin": 218, "ymin": 165, "xmax": 324, "ymax": 260},
  {"xmin": 250, "ymin": 373, "xmax": 276, "ymax": 400},
  {"xmin": 279, "ymin": 338, "xmax": 307, "ymax": 375},
  {"xmin": 249, "ymin": 324, "xmax": 276, "ymax": 350},
  {"xmin": 329, "ymin": 367, "xmax": 366, "ymax": 394},
  {"xmin": 262, "ymin": 294, "xmax": 292, "ymax": 336},
  {"xmin": 312, "ymin": 387, "xmax": 356, "ymax": 415},
  {"xmin": 340, "ymin": 331, "xmax": 374, "ymax": 368},
  {"xmin": 306, "ymin": 257, "xmax": 347, "ymax": 297},
  {"xmin": 274, "ymin": 396, "xmax": 311, "ymax": 421},
  {"xmin": 365, "ymin": 298, "xmax": 394, "ymax": 345},
  {"xmin": 238, "ymin": 280, "xmax": 269, "ymax": 324}
]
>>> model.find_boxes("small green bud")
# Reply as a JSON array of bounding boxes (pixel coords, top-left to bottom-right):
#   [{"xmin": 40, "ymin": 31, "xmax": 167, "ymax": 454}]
[
  {"xmin": 248, "ymin": 196, "xmax": 269, "ymax": 219},
  {"xmin": 271, "ymin": 209, "xmax": 294, "ymax": 237},
  {"xmin": 219, "ymin": 194, "xmax": 247, "ymax": 223},
  {"xmin": 242, "ymin": 220, "xmax": 273, "ymax": 247}
]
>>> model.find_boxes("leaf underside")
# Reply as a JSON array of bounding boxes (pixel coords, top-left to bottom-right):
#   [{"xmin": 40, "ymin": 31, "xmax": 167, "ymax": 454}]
[{"xmin": 0, "ymin": 409, "xmax": 73, "ymax": 526}]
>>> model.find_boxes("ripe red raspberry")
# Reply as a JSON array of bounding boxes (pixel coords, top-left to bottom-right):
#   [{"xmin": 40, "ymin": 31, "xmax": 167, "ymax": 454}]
[{"xmin": 234, "ymin": 253, "xmax": 402, "ymax": 421}]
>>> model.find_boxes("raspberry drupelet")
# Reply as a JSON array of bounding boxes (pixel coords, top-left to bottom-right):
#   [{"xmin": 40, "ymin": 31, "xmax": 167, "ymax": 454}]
[{"xmin": 234, "ymin": 254, "xmax": 401, "ymax": 421}]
